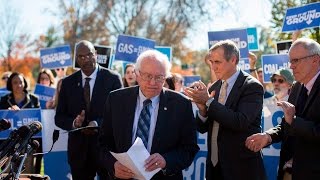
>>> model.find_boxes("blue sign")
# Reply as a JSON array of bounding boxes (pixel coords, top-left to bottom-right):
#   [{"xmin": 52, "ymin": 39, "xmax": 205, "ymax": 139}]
[
  {"xmin": 247, "ymin": 27, "xmax": 259, "ymax": 51},
  {"xmin": 238, "ymin": 58, "xmax": 250, "ymax": 74},
  {"xmin": 115, "ymin": 35, "xmax": 155, "ymax": 63},
  {"xmin": 184, "ymin": 75, "xmax": 201, "ymax": 87},
  {"xmin": 34, "ymin": 84, "xmax": 56, "ymax": 109},
  {"xmin": 40, "ymin": 45, "xmax": 73, "ymax": 69},
  {"xmin": 0, "ymin": 109, "xmax": 42, "ymax": 139},
  {"xmin": 261, "ymin": 54, "xmax": 290, "ymax": 83},
  {"xmin": 155, "ymin": 46, "xmax": 172, "ymax": 62},
  {"xmin": 282, "ymin": 2, "xmax": 320, "ymax": 32},
  {"xmin": 208, "ymin": 29, "xmax": 249, "ymax": 58},
  {"xmin": 0, "ymin": 88, "xmax": 9, "ymax": 97}
]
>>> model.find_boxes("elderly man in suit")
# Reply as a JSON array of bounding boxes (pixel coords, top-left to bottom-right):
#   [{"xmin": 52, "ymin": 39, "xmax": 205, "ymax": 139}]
[
  {"xmin": 99, "ymin": 49, "xmax": 199, "ymax": 180},
  {"xmin": 184, "ymin": 40, "xmax": 266, "ymax": 180},
  {"xmin": 55, "ymin": 40, "xmax": 122, "ymax": 180},
  {"xmin": 246, "ymin": 38, "xmax": 320, "ymax": 179}
]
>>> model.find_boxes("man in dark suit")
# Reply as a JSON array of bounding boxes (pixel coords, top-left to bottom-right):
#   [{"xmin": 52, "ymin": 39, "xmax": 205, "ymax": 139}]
[
  {"xmin": 99, "ymin": 50, "xmax": 199, "ymax": 180},
  {"xmin": 246, "ymin": 38, "xmax": 320, "ymax": 179},
  {"xmin": 184, "ymin": 40, "xmax": 266, "ymax": 180},
  {"xmin": 55, "ymin": 40, "xmax": 122, "ymax": 180}
]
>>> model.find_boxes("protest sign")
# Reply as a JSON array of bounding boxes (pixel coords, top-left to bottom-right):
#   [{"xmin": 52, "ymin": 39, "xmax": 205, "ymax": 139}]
[
  {"xmin": 261, "ymin": 54, "xmax": 290, "ymax": 83},
  {"xmin": 34, "ymin": 84, "xmax": 56, "ymax": 109},
  {"xmin": 40, "ymin": 45, "xmax": 73, "ymax": 69}
]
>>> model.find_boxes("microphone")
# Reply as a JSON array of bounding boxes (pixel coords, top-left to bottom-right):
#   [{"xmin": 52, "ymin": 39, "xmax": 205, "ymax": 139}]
[
  {"xmin": 0, "ymin": 121, "xmax": 42, "ymax": 160},
  {"xmin": 0, "ymin": 119, "xmax": 11, "ymax": 132},
  {"xmin": 11, "ymin": 121, "xmax": 42, "ymax": 161}
]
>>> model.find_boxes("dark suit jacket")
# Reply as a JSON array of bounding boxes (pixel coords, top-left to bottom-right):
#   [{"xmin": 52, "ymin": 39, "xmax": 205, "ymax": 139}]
[
  {"xmin": 0, "ymin": 92, "xmax": 40, "ymax": 109},
  {"xmin": 197, "ymin": 70, "xmax": 266, "ymax": 180},
  {"xmin": 55, "ymin": 65, "xmax": 122, "ymax": 169},
  {"xmin": 266, "ymin": 74, "xmax": 320, "ymax": 179},
  {"xmin": 99, "ymin": 86, "xmax": 199, "ymax": 180}
]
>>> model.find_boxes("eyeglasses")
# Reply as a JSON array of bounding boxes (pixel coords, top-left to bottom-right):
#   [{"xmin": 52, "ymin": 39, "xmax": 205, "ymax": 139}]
[
  {"xmin": 271, "ymin": 78, "xmax": 285, "ymax": 84},
  {"xmin": 289, "ymin": 54, "xmax": 318, "ymax": 65},
  {"xmin": 1, "ymin": 76, "xmax": 9, "ymax": 80},
  {"xmin": 139, "ymin": 71, "xmax": 165, "ymax": 83},
  {"xmin": 77, "ymin": 52, "xmax": 94, "ymax": 60}
]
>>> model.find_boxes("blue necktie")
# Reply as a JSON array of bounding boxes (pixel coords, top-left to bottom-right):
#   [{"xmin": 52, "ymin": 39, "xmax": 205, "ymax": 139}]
[{"xmin": 137, "ymin": 99, "xmax": 152, "ymax": 148}]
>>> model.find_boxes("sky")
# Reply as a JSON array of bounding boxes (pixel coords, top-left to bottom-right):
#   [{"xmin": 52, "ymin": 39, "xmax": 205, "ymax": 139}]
[{"xmin": 1, "ymin": 0, "xmax": 273, "ymax": 51}]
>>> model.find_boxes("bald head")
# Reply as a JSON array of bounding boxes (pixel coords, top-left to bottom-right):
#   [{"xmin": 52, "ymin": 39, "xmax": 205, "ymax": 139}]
[{"xmin": 75, "ymin": 40, "xmax": 97, "ymax": 76}]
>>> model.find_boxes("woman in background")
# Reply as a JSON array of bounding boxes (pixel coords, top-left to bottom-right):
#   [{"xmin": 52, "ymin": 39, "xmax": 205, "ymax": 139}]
[
  {"xmin": 37, "ymin": 69, "xmax": 55, "ymax": 87},
  {"xmin": 123, "ymin": 64, "xmax": 138, "ymax": 87},
  {"xmin": 0, "ymin": 72, "xmax": 40, "ymax": 174}
]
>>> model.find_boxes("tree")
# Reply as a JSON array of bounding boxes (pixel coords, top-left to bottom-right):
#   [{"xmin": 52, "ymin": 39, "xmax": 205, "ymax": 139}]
[
  {"xmin": 269, "ymin": 0, "xmax": 320, "ymax": 42},
  {"xmin": 0, "ymin": 1, "xmax": 22, "ymax": 71}
]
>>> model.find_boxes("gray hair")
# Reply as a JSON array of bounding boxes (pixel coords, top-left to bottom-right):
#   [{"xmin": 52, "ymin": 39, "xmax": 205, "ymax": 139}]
[
  {"xmin": 135, "ymin": 50, "xmax": 172, "ymax": 77},
  {"xmin": 209, "ymin": 40, "xmax": 240, "ymax": 64},
  {"xmin": 289, "ymin": 38, "xmax": 320, "ymax": 56}
]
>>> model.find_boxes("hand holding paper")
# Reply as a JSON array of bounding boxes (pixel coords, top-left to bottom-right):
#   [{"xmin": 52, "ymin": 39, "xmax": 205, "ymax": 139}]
[{"xmin": 110, "ymin": 138, "xmax": 161, "ymax": 180}]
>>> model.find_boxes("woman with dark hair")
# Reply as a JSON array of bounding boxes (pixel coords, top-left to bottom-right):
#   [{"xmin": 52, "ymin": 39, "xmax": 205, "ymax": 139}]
[
  {"xmin": 164, "ymin": 74, "xmax": 175, "ymax": 90},
  {"xmin": 123, "ymin": 64, "xmax": 138, "ymax": 87},
  {"xmin": 0, "ymin": 72, "xmax": 39, "ymax": 109},
  {"xmin": 0, "ymin": 72, "xmax": 40, "ymax": 174},
  {"xmin": 37, "ymin": 69, "xmax": 55, "ymax": 87}
]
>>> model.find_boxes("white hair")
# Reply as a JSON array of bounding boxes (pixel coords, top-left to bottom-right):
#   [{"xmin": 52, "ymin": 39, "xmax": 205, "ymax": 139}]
[
  {"xmin": 135, "ymin": 50, "xmax": 172, "ymax": 77},
  {"xmin": 290, "ymin": 38, "xmax": 320, "ymax": 55}
]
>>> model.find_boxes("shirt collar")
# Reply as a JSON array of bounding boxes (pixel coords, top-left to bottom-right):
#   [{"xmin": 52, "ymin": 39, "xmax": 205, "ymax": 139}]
[
  {"xmin": 81, "ymin": 65, "xmax": 98, "ymax": 80},
  {"xmin": 224, "ymin": 68, "xmax": 240, "ymax": 86},
  {"xmin": 305, "ymin": 70, "xmax": 320, "ymax": 94},
  {"xmin": 138, "ymin": 88, "xmax": 160, "ymax": 108}
]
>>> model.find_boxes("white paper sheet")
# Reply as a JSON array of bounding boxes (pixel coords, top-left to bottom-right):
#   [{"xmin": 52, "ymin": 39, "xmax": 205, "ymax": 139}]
[{"xmin": 110, "ymin": 137, "xmax": 161, "ymax": 180}]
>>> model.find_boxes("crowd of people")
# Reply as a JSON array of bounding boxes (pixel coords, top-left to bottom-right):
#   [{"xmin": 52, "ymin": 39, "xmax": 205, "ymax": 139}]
[{"xmin": 0, "ymin": 36, "xmax": 319, "ymax": 180}]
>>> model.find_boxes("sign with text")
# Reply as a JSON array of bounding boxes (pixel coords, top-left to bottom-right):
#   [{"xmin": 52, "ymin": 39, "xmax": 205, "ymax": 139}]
[
  {"xmin": 276, "ymin": 40, "xmax": 292, "ymax": 54},
  {"xmin": 184, "ymin": 75, "xmax": 201, "ymax": 87},
  {"xmin": 261, "ymin": 54, "xmax": 290, "ymax": 83},
  {"xmin": 262, "ymin": 97, "xmax": 283, "ymax": 180},
  {"xmin": 238, "ymin": 58, "xmax": 250, "ymax": 74},
  {"xmin": 115, "ymin": 35, "xmax": 155, "ymax": 63},
  {"xmin": 282, "ymin": 2, "xmax": 320, "ymax": 32},
  {"xmin": 0, "ymin": 109, "xmax": 42, "ymax": 139},
  {"xmin": 74, "ymin": 45, "xmax": 113, "ymax": 69},
  {"xmin": 247, "ymin": 27, "xmax": 259, "ymax": 51},
  {"xmin": 34, "ymin": 84, "xmax": 56, "ymax": 109},
  {"xmin": 155, "ymin": 46, "xmax": 172, "ymax": 62},
  {"xmin": 208, "ymin": 29, "xmax": 249, "ymax": 58},
  {"xmin": 40, "ymin": 45, "xmax": 73, "ymax": 69}
]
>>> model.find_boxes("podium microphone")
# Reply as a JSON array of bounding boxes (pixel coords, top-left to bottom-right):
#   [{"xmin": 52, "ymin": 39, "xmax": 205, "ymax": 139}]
[{"xmin": 0, "ymin": 119, "xmax": 11, "ymax": 132}]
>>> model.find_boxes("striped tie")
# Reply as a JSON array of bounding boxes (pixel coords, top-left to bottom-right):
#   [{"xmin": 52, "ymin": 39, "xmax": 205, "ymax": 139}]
[{"xmin": 136, "ymin": 99, "xmax": 152, "ymax": 148}]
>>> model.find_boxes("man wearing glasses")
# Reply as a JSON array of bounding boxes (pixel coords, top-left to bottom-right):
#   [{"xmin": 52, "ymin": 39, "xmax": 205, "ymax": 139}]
[
  {"xmin": 246, "ymin": 38, "xmax": 320, "ymax": 179},
  {"xmin": 99, "ymin": 50, "xmax": 199, "ymax": 179},
  {"xmin": 55, "ymin": 40, "xmax": 123, "ymax": 180}
]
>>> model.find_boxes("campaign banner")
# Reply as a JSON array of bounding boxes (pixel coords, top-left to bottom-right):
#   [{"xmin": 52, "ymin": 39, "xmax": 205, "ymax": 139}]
[
  {"xmin": 247, "ymin": 27, "xmax": 259, "ymax": 51},
  {"xmin": 183, "ymin": 132, "xmax": 207, "ymax": 180},
  {"xmin": 155, "ymin": 46, "xmax": 172, "ymax": 62},
  {"xmin": 34, "ymin": 84, "xmax": 56, "ymax": 109},
  {"xmin": 0, "ymin": 88, "xmax": 9, "ymax": 97},
  {"xmin": 208, "ymin": 29, "xmax": 249, "ymax": 58},
  {"xmin": 276, "ymin": 40, "xmax": 292, "ymax": 54},
  {"xmin": 261, "ymin": 54, "xmax": 290, "ymax": 83},
  {"xmin": 115, "ymin": 35, "xmax": 155, "ymax": 63},
  {"xmin": 184, "ymin": 75, "xmax": 201, "ymax": 87},
  {"xmin": 40, "ymin": 45, "xmax": 73, "ymax": 69},
  {"xmin": 238, "ymin": 58, "xmax": 250, "ymax": 74},
  {"xmin": 282, "ymin": 2, "xmax": 320, "ymax": 32},
  {"xmin": 74, "ymin": 45, "xmax": 113, "ymax": 69},
  {"xmin": 42, "ymin": 110, "xmax": 71, "ymax": 180},
  {"xmin": 0, "ymin": 109, "xmax": 42, "ymax": 139},
  {"xmin": 261, "ymin": 97, "xmax": 284, "ymax": 180}
]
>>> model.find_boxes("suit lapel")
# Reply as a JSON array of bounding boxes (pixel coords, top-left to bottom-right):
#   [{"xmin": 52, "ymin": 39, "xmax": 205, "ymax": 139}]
[
  {"xmin": 225, "ymin": 71, "xmax": 245, "ymax": 107},
  {"xmin": 125, "ymin": 87, "xmax": 139, "ymax": 148},
  {"xmin": 303, "ymin": 74, "xmax": 320, "ymax": 113},
  {"xmin": 151, "ymin": 89, "xmax": 168, "ymax": 153}
]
